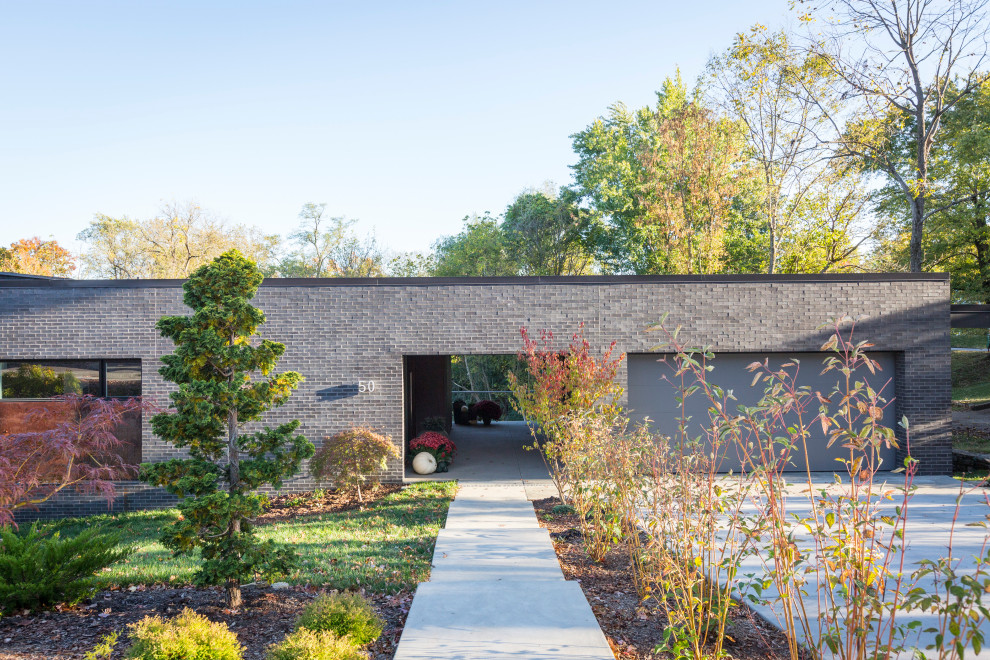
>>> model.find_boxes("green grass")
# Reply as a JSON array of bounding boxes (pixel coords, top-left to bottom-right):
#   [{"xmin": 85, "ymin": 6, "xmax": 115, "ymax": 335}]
[
  {"xmin": 952, "ymin": 351, "xmax": 990, "ymax": 407},
  {"xmin": 953, "ymin": 431, "xmax": 990, "ymax": 454},
  {"xmin": 954, "ymin": 469, "xmax": 989, "ymax": 482},
  {"xmin": 35, "ymin": 482, "xmax": 456, "ymax": 593},
  {"xmin": 955, "ymin": 383, "xmax": 990, "ymax": 407},
  {"xmin": 952, "ymin": 328, "xmax": 990, "ymax": 349}
]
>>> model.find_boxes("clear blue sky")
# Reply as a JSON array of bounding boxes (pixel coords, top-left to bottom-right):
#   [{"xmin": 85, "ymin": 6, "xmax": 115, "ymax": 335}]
[{"xmin": 0, "ymin": 1, "xmax": 793, "ymax": 259}]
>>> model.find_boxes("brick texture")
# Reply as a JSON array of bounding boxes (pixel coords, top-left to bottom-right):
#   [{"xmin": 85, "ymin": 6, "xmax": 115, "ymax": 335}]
[{"xmin": 0, "ymin": 275, "xmax": 951, "ymax": 520}]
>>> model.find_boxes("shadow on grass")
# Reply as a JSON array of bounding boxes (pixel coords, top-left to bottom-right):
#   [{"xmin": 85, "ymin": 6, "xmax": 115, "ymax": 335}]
[{"xmin": 26, "ymin": 482, "xmax": 456, "ymax": 593}]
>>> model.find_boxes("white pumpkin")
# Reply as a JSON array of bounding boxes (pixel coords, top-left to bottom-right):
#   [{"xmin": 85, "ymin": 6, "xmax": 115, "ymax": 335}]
[{"xmin": 412, "ymin": 451, "xmax": 437, "ymax": 475}]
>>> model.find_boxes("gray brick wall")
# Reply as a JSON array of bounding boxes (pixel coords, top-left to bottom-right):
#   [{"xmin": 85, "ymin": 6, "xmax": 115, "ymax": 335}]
[{"xmin": 0, "ymin": 274, "xmax": 951, "ymax": 519}]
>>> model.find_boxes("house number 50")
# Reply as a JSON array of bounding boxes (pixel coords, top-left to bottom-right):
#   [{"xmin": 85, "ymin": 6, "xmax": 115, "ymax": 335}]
[{"xmin": 358, "ymin": 380, "xmax": 376, "ymax": 393}]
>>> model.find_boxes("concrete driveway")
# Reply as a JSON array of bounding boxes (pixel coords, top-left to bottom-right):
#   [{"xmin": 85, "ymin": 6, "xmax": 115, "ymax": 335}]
[{"xmin": 719, "ymin": 474, "xmax": 990, "ymax": 658}]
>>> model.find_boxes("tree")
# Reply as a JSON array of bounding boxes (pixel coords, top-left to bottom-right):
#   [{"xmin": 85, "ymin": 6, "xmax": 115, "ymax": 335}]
[
  {"xmin": 0, "ymin": 395, "xmax": 141, "ymax": 527},
  {"xmin": 709, "ymin": 26, "xmax": 841, "ymax": 273},
  {"xmin": 77, "ymin": 202, "xmax": 281, "ymax": 278},
  {"xmin": 282, "ymin": 203, "xmax": 386, "ymax": 277},
  {"xmin": 932, "ymin": 80, "xmax": 990, "ymax": 300},
  {"xmin": 502, "ymin": 186, "xmax": 595, "ymax": 276},
  {"xmin": 639, "ymin": 97, "xmax": 753, "ymax": 274},
  {"xmin": 775, "ymin": 165, "xmax": 872, "ymax": 272},
  {"xmin": 0, "ymin": 237, "xmax": 75, "ymax": 277},
  {"xmin": 431, "ymin": 213, "xmax": 519, "ymax": 276},
  {"xmin": 806, "ymin": 0, "xmax": 990, "ymax": 271},
  {"xmin": 1, "ymin": 364, "xmax": 82, "ymax": 398},
  {"xmin": 385, "ymin": 251, "xmax": 436, "ymax": 277},
  {"xmin": 571, "ymin": 73, "xmax": 761, "ymax": 274},
  {"xmin": 570, "ymin": 80, "xmax": 680, "ymax": 274},
  {"xmin": 76, "ymin": 216, "xmax": 149, "ymax": 279},
  {"xmin": 141, "ymin": 250, "xmax": 314, "ymax": 607},
  {"xmin": 871, "ymin": 79, "xmax": 990, "ymax": 300}
]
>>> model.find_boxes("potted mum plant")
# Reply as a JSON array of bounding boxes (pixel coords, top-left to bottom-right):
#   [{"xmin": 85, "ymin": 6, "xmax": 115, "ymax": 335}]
[
  {"xmin": 471, "ymin": 399, "xmax": 503, "ymax": 426},
  {"xmin": 409, "ymin": 431, "xmax": 457, "ymax": 472}
]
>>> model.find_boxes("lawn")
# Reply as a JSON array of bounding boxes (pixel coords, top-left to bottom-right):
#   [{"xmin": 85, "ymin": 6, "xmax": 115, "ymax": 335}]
[
  {"xmin": 35, "ymin": 482, "xmax": 456, "ymax": 594},
  {"xmin": 952, "ymin": 350, "xmax": 990, "ymax": 407},
  {"xmin": 952, "ymin": 328, "xmax": 989, "ymax": 349},
  {"xmin": 953, "ymin": 430, "xmax": 990, "ymax": 454}
]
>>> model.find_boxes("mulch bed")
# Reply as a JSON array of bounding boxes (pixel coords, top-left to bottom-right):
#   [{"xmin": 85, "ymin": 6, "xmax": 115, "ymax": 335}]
[
  {"xmin": 0, "ymin": 586, "xmax": 411, "ymax": 660},
  {"xmin": 533, "ymin": 497, "xmax": 794, "ymax": 660},
  {"xmin": 257, "ymin": 484, "xmax": 404, "ymax": 524},
  {"xmin": 0, "ymin": 486, "xmax": 412, "ymax": 660}
]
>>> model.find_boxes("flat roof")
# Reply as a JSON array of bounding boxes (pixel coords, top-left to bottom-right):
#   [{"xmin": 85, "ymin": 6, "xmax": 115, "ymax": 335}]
[
  {"xmin": 0, "ymin": 273, "xmax": 951, "ymax": 289},
  {"xmin": 951, "ymin": 304, "xmax": 990, "ymax": 328}
]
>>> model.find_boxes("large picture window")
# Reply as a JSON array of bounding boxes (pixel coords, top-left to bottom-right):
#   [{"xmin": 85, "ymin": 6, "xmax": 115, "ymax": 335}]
[{"xmin": 0, "ymin": 360, "xmax": 141, "ymax": 399}]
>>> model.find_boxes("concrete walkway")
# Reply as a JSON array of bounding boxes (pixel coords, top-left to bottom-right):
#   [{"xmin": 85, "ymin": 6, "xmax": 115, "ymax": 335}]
[
  {"xmin": 405, "ymin": 421, "xmax": 557, "ymax": 499},
  {"xmin": 954, "ymin": 408, "xmax": 990, "ymax": 433},
  {"xmin": 394, "ymin": 481, "xmax": 614, "ymax": 660}
]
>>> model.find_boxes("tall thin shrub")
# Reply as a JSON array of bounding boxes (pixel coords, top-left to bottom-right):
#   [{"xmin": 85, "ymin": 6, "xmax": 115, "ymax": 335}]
[
  {"xmin": 141, "ymin": 250, "xmax": 314, "ymax": 607},
  {"xmin": 508, "ymin": 323, "xmax": 624, "ymax": 503},
  {"xmin": 648, "ymin": 315, "xmax": 918, "ymax": 659},
  {"xmin": 635, "ymin": 326, "xmax": 752, "ymax": 660}
]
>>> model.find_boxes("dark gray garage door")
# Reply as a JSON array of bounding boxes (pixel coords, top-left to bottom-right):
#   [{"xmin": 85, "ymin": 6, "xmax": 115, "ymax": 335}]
[{"xmin": 627, "ymin": 352, "xmax": 898, "ymax": 472}]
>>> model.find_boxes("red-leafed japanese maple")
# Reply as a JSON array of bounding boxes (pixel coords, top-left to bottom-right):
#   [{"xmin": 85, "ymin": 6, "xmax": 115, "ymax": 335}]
[
  {"xmin": 507, "ymin": 323, "xmax": 624, "ymax": 502},
  {"xmin": 0, "ymin": 394, "xmax": 142, "ymax": 527}
]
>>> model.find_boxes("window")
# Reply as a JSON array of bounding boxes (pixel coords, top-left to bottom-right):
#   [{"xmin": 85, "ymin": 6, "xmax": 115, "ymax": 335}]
[
  {"xmin": 0, "ymin": 360, "xmax": 141, "ymax": 399},
  {"xmin": 106, "ymin": 361, "xmax": 142, "ymax": 397}
]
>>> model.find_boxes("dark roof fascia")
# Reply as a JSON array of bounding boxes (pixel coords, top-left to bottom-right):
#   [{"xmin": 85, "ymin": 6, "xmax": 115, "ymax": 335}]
[
  {"xmin": 0, "ymin": 273, "xmax": 951, "ymax": 289},
  {"xmin": 950, "ymin": 304, "xmax": 990, "ymax": 328},
  {"xmin": 0, "ymin": 271, "xmax": 69, "ymax": 281}
]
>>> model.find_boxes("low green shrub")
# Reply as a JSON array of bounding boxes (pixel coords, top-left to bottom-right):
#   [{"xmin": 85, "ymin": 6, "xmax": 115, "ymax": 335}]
[
  {"xmin": 125, "ymin": 608, "xmax": 243, "ymax": 660},
  {"xmin": 266, "ymin": 629, "xmax": 362, "ymax": 660},
  {"xmin": 296, "ymin": 592, "xmax": 384, "ymax": 646},
  {"xmin": 0, "ymin": 523, "xmax": 132, "ymax": 613},
  {"xmin": 84, "ymin": 631, "xmax": 119, "ymax": 660},
  {"xmin": 310, "ymin": 427, "xmax": 399, "ymax": 502}
]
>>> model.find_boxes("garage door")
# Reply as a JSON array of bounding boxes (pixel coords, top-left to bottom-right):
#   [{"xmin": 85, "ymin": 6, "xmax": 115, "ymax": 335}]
[{"xmin": 627, "ymin": 352, "xmax": 898, "ymax": 473}]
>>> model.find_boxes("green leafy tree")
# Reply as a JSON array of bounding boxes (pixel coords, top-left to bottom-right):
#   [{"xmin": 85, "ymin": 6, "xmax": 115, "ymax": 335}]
[
  {"xmin": 281, "ymin": 203, "xmax": 386, "ymax": 277},
  {"xmin": 571, "ymin": 73, "xmax": 763, "ymax": 274},
  {"xmin": 933, "ymin": 81, "xmax": 990, "ymax": 301},
  {"xmin": 710, "ymin": 26, "xmax": 852, "ymax": 273},
  {"xmin": 431, "ymin": 213, "xmax": 519, "ymax": 276},
  {"xmin": 773, "ymin": 165, "xmax": 872, "ymax": 273},
  {"xmin": 141, "ymin": 250, "xmax": 314, "ymax": 607},
  {"xmin": 385, "ymin": 251, "xmax": 436, "ymax": 277},
  {"xmin": 570, "ymin": 76, "xmax": 686, "ymax": 274},
  {"xmin": 871, "ymin": 80, "xmax": 990, "ymax": 301},
  {"xmin": 502, "ymin": 186, "xmax": 595, "ymax": 276},
  {"xmin": 806, "ymin": 0, "xmax": 989, "ymax": 272},
  {"xmin": 1, "ymin": 364, "xmax": 81, "ymax": 398}
]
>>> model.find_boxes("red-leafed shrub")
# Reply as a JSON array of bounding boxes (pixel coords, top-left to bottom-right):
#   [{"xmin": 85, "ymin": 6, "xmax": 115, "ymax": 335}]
[
  {"xmin": 409, "ymin": 431, "xmax": 456, "ymax": 463},
  {"xmin": 470, "ymin": 400, "xmax": 503, "ymax": 424},
  {"xmin": 0, "ymin": 394, "xmax": 144, "ymax": 528},
  {"xmin": 507, "ymin": 323, "xmax": 624, "ymax": 503},
  {"xmin": 310, "ymin": 427, "xmax": 399, "ymax": 503}
]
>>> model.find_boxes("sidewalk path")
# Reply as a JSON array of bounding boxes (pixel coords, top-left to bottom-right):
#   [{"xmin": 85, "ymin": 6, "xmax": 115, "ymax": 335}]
[
  {"xmin": 394, "ymin": 481, "xmax": 614, "ymax": 660},
  {"xmin": 954, "ymin": 408, "xmax": 990, "ymax": 433}
]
